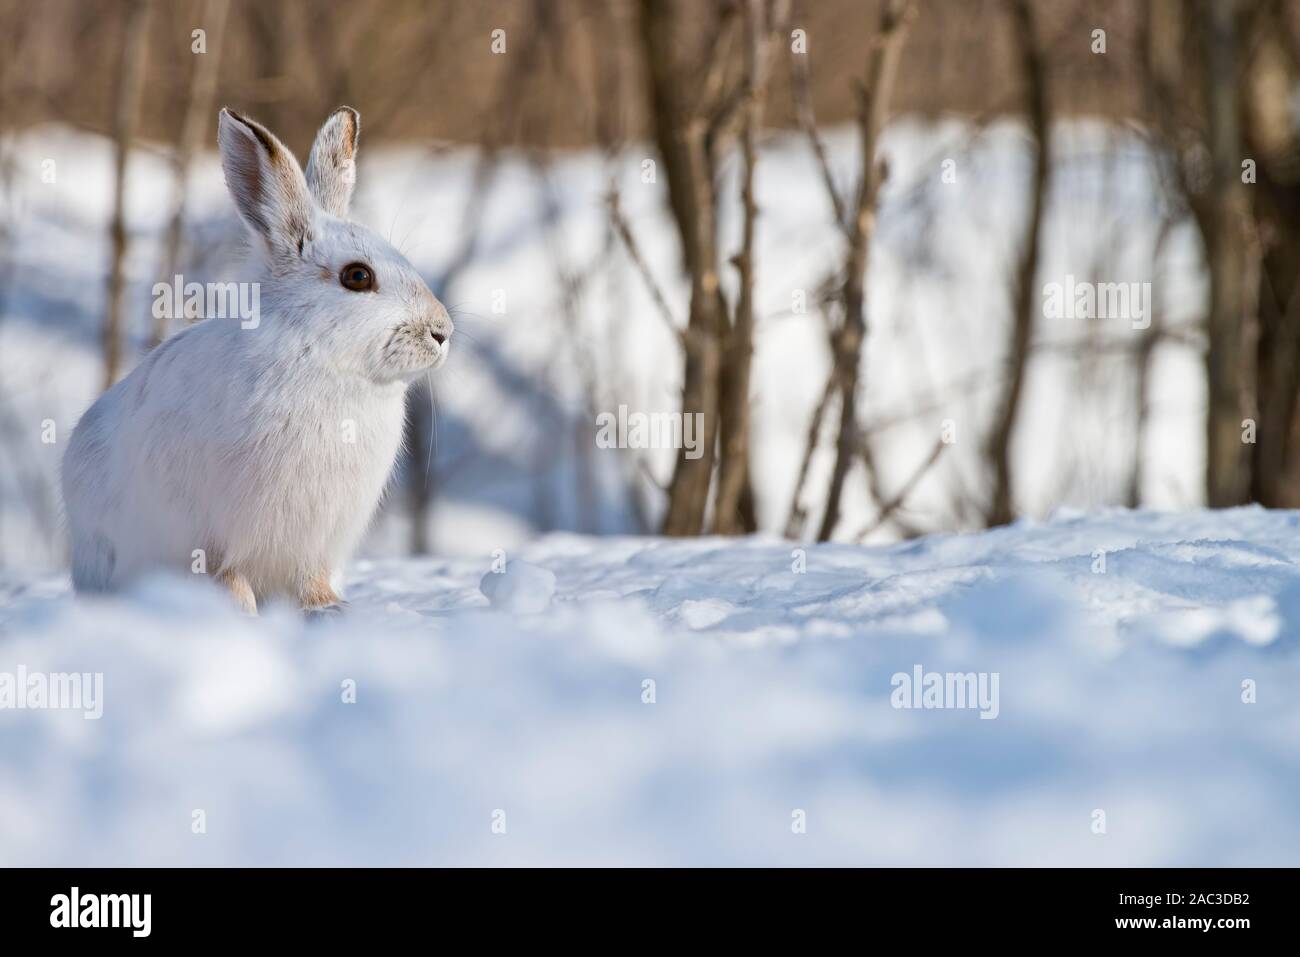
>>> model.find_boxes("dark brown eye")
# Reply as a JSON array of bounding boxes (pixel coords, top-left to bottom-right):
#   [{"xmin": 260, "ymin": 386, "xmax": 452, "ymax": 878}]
[{"xmin": 340, "ymin": 262, "xmax": 374, "ymax": 292}]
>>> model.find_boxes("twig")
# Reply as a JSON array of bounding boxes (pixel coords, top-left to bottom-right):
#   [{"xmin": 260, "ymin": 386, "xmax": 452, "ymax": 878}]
[
  {"xmin": 853, "ymin": 437, "xmax": 946, "ymax": 541},
  {"xmin": 607, "ymin": 188, "xmax": 686, "ymax": 345},
  {"xmin": 783, "ymin": 374, "xmax": 836, "ymax": 538},
  {"xmin": 787, "ymin": 0, "xmax": 846, "ymax": 229}
]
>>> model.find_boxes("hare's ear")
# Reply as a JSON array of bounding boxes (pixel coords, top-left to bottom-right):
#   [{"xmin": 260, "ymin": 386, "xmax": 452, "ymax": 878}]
[
  {"xmin": 305, "ymin": 107, "xmax": 359, "ymax": 218},
  {"xmin": 217, "ymin": 108, "xmax": 313, "ymax": 257}
]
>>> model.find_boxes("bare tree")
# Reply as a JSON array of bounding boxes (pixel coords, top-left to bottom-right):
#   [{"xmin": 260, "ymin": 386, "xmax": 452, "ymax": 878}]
[
  {"xmin": 813, "ymin": 0, "xmax": 914, "ymax": 541},
  {"xmin": 633, "ymin": 0, "xmax": 787, "ymax": 536},
  {"xmin": 1197, "ymin": 0, "xmax": 1254, "ymax": 506},
  {"xmin": 528, "ymin": 0, "xmax": 621, "ymax": 534},
  {"xmin": 154, "ymin": 0, "xmax": 230, "ymax": 348},
  {"xmin": 246, "ymin": 0, "xmax": 291, "ymax": 136},
  {"xmin": 1241, "ymin": 0, "xmax": 1300, "ymax": 506},
  {"xmin": 714, "ymin": 0, "xmax": 789, "ymax": 534},
  {"xmin": 1127, "ymin": 215, "xmax": 1176, "ymax": 508},
  {"xmin": 982, "ymin": 0, "xmax": 1049, "ymax": 527},
  {"xmin": 1142, "ymin": 0, "xmax": 1258, "ymax": 508},
  {"xmin": 0, "ymin": 0, "xmax": 38, "ymax": 319},
  {"xmin": 636, "ymin": 0, "xmax": 731, "ymax": 535},
  {"xmin": 102, "ymin": 0, "xmax": 152, "ymax": 390},
  {"xmin": 404, "ymin": 0, "xmax": 546, "ymax": 552}
]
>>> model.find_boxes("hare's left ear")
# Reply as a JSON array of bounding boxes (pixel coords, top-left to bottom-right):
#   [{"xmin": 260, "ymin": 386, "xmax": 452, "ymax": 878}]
[
  {"xmin": 305, "ymin": 106, "xmax": 360, "ymax": 218},
  {"xmin": 218, "ymin": 108, "xmax": 314, "ymax": 259}
]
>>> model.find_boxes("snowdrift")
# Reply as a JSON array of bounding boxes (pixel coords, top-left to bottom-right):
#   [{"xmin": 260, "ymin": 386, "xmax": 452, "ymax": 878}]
[{"xmin": 1, "ymin": 508, "xmax": 1297, "ymax": 866}]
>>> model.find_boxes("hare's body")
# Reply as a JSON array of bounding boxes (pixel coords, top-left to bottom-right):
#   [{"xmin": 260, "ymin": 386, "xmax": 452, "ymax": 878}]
[
  {"xmin": 62, "ymin": 107, "xmax": 452, "ymax": 612},
  {"xmin": 64, "ymin": 318, "xmax": 407, "ymax": 598}
]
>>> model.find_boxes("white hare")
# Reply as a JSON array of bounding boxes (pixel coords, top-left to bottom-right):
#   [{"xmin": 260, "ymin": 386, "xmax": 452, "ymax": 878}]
[{"xmin": 62, "ymin": 106, "xmax": 453, "ymax": 613}]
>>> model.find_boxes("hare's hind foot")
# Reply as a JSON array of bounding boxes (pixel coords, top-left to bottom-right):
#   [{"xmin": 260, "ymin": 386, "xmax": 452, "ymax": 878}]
[
  {"xmin": 301, "ymin": 571, "xmax": 347, "ymax": 617},
  {"xmin": 304, "ymin": 602, "xmax": 350, "ymax": 623}
]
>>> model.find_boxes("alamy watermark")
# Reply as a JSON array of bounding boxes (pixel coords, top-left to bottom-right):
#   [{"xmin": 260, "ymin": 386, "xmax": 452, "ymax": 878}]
[
  {"xmin": 152, "ymin": 275, "xmax": 260, "ymax": 329},
  {"xmin": 50, "ymin": 887, "xmax": 150, "ymax": 937},
  {"xmin": 1043, "ymin": 275, "xmax": 1151, "ymax": 330},
  {"xmin": 595, "ymin": 405, "xmax": 705, "ymax": 460},
  {"xmin": 890, "ymin": 664, "xmax": 1000, "ymax": 719},
  {"xmin": 0, "ymin": 666, "xmax": 103, "ymax": 719}
]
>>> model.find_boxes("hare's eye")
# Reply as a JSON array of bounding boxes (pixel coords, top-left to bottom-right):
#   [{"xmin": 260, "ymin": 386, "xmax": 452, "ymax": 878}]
[{"xmin": 340, "ymin": 262, "xmax": 375, "ymax": 292}]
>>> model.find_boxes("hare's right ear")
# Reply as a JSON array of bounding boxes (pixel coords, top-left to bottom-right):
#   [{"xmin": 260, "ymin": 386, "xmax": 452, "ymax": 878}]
[
  {"xmin": 217, "ymin": 108, "xmax": 313, "ymax": 258},
  {"xmin": 305, "ymin": 107, "xmax": 360, "ymax": 218}
]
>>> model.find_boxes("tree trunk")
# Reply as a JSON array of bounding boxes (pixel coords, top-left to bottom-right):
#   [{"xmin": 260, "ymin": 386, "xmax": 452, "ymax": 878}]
[
  {"xmin": 715, "ymin": 0, "xmax": 787, "ymax": 534},
  {"xmin": 1244, "ymin": 1, "xmax": 1300, "ymax": 506},
  {"xmin": 815, "ymin": 0, "xmax": 913, "ymax": 541},
  {"xmin": 155, "ymin": 0, "xmax": 229, "ymax": 347},
  {"xmin": 637, "ymin": 0, "xmax": 727, "ymax": 536},
  {"xmin": 102, "ymin": 0, "xmax": 151, "ymax": 391},
  {"xmin": 1198, "ymin": 0, "xmax": 1253, "ymax": 507},
  {"xmin": 982, "ymin": 0, "xmax": 1049, "ymax": 527}
]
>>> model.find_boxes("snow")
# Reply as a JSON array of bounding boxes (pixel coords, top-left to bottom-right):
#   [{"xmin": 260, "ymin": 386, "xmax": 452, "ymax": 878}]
[
  {"xmin": 2, "ymin": 507, "xmax": 1298, "ymax": 866},
  {"xmin": 479, "ymin": 559, "xmax": 557, "ymax": 613}
]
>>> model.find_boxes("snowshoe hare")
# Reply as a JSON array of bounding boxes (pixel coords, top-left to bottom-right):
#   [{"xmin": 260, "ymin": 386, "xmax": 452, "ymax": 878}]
[{"xmin": 62, "ymin": 107, "xmax": 453, "ymax": 613}]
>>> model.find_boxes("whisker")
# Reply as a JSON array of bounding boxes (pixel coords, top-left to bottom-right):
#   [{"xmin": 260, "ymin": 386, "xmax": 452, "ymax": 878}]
[
  {"xmin": 397, "ymin": 207, "xmax": 435, "ymax": 257},
  {"xmin": 451, "ymin": 328, "xmax": 488, "ymax": 349},
  {"xmin": 386, "ymin": 204, "xmax": 401, "ymax": 246},
  {"xmin": 400, "ymin": 239, "xmax": 430, "ymax": 259},
  {"xmin": 425, "ymin": 373, "xmax": 438, "ymax": 485},
  {"xmin": 448, "ymin": 315, "xmax": 497, "ymax": 337}
]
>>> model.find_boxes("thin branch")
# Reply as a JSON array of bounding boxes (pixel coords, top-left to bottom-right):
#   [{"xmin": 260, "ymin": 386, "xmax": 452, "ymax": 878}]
[
  {"xmin": 784, "ymin": 374, "xmax": 836, "ymax": 538},
  {"xmin": 852, "ymin": 437, "xmax": 946, "ymax": 541},
  {"xmin": 607, "ymin": 189, "xmax": 686, "ymax": 345},
  {"xmin": 788, "ymin": 0, "xmax": 846, "ymax": 229}
]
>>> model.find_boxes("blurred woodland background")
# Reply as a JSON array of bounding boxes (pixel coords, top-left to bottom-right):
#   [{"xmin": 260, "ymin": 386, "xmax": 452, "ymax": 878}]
[{"xmin": 3, "ymin": 0, "xmax": 1300, "ymax": 568}]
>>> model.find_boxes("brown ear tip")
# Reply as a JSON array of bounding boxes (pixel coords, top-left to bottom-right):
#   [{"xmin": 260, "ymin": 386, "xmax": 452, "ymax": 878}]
[
  {"xmin": 221, "ymin": 107, "xmax": 254, "ymax": 128},
  {"xmin": 220, "ymin": 109, "xmax": 279, "ymax": 155},
  {"xmin": 335, "ymin": 106, "xmax": 361, "ymax": 136}
]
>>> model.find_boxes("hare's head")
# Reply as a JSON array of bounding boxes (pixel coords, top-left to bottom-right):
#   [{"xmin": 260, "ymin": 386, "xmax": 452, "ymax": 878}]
[{"xmin": 217, "ymin": 106, "xmax": 452, "ymax": 383}]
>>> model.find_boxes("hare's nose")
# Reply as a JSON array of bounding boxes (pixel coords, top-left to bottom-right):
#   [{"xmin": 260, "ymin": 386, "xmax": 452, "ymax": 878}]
[
  {"xmin": 428, "ymin": 312, "xmax": 454, "ymax": 345},
  {"xmin": 424, "ymin": 296, "xmax": 453, "ymax": 347},
  {"xmin": 427, "ymin": 316, "xmax": 451, "ymax": 346}
]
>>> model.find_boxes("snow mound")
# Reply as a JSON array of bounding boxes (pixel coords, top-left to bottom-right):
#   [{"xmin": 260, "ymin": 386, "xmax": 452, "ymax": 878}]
[
  {"xmin": 1, "ymin": 507, "xmax": 1298, "ymax": 865},
  {"xmin": 479, "ymin": 560, "xmax": 557, "ymax": 613}
]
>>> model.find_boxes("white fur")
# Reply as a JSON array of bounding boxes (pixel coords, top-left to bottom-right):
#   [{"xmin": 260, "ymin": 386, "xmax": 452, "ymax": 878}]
[{"xmin": 62, "ymin": 107, "xmax": 452, "ymax": 607}]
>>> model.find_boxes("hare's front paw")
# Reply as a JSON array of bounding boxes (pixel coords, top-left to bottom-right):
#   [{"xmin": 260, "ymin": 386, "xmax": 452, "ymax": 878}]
[{"xmin": 217, "ymin": 568, "xmax": 258, "ymax": 615}]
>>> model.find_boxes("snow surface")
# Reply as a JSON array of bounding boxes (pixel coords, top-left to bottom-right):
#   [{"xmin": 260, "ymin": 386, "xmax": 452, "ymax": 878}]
[{"xmin": 2, "ymin": 507, "xmax": 1298, "ymax": 866}]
